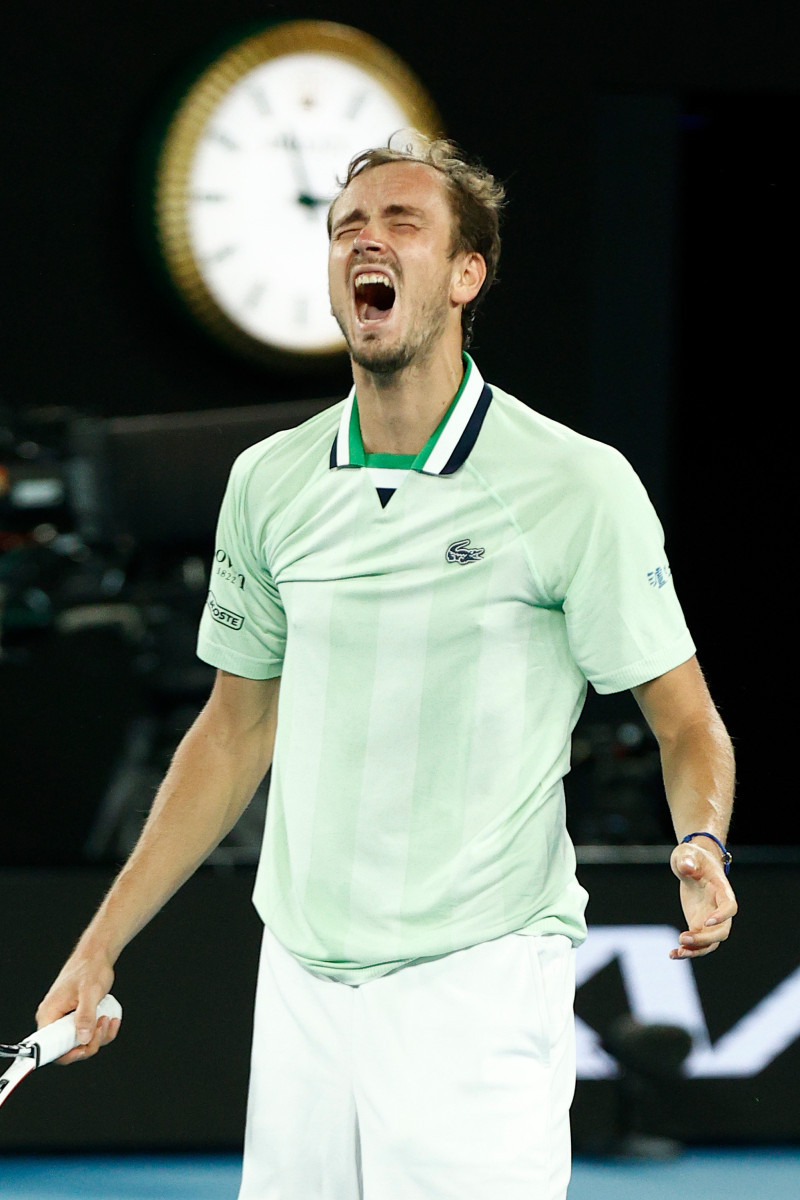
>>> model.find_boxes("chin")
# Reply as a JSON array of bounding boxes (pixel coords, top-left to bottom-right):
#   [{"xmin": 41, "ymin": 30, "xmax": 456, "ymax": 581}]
[{"xmin": 349, "ymin": 340, "xmax": 416, "ymax": 375}]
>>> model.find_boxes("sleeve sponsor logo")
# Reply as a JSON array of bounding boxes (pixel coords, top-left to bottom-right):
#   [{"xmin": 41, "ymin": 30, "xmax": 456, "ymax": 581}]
[
  {"xmin": 445, "ymin": 538, "xmax": 486, "ymax": 565},
  {"xmin": 647, "ymin": 564, "xmax": 672, "ymax": 589},
  {"xmin": 206, "ymin": 590, "xmax": 245, "ymax": 631},
  {"xmin": 214, "ymin": 548, "xmax": 246, "ymax": 589}
]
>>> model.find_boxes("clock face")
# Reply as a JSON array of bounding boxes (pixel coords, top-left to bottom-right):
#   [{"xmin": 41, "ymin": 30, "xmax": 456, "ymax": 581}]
[{"xmin": 154, "ymin": 22, "xmax": 441, "ymax": 367}]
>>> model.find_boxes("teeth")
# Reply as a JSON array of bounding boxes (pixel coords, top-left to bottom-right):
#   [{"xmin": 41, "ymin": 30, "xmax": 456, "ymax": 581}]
[{"xmin": 354, "ymin": 273, "xmax": 393, "ymax": 289}]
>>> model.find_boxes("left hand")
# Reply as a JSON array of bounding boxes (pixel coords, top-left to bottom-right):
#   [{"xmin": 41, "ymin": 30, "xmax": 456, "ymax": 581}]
[{"xmin": 669, "ymin": 840, "xmax": 738, "ymax": 959}]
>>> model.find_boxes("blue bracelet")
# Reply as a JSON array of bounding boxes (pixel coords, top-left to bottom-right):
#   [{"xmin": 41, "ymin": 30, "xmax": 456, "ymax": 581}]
[{"xmin": 681, "ymin": 831, "xmax": 732, "ymax": 875}]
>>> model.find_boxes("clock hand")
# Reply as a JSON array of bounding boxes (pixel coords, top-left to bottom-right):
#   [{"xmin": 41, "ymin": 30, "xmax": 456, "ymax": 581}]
[{"xmin": 282, "ymin": 135, "xmax": 325, "ymax": 217}]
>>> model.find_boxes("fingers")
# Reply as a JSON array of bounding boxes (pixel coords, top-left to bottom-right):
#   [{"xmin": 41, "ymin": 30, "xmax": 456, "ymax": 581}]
[
  {"xmin": 35, "ymin": 985, "xmax": 100, "ymax": 1054},
  {"xmin": 36, "ymin": 954, "xmax": 117, "ymax": 1065},
  {"xmin": 55, "ymin": 1015, "xmax": 121, "ymax": 1066},
  {"xmin": 669, "ymin": 920, "xmax": 730, "ymax": 959},
  {"xmin": 701, "ymin": 893, "xmax": 738, "ymax": 929},
  {"xmin": 685, "ymin": 875, "xmax": 738, "ymax": 927},
  {"xmin": 73, "ymin": 985, "xmax": 107, "ymax": 1047},
  {"xmin": 35, "ymin": 992, "xmax": 74, "ymax": 1032}
]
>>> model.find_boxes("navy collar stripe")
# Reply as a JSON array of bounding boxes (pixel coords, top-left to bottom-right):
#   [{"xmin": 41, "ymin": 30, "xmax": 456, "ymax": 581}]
[{"xmin": 440, "ymin": 383, "xmax": 493, "ymax": 475}]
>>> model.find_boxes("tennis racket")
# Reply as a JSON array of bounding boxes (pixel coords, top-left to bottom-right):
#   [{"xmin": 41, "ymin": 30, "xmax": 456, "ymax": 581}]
[{"xmin": 0, "ymin": 994, "xmax": 122, "ymax": 1109}]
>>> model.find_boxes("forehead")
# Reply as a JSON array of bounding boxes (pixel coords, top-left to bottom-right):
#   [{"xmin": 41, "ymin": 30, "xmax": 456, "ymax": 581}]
[{"xmin": 331, "ymin": 160, "xmax": 452, "ymax": 225}]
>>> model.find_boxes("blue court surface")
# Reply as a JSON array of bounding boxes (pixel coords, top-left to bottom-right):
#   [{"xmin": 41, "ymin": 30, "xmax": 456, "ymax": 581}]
[{"xmin": 0, "ymin": 1149, "xmax": 798, "ymax": 1198}]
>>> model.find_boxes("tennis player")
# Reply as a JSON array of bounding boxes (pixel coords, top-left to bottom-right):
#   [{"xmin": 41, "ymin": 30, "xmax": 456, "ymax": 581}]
[{"xmin": 37, "ymin": 136, "xmax": 737, "ymax": 1199}]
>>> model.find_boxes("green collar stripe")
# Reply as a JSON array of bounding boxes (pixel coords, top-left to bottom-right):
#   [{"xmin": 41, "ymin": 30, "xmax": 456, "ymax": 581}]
[
  {"xmin": 365, "ymin": 452, "xmax": 417, "ymax": 468},
  {"xmin": 349, "ymin": 354, "xmax": 473, "ymax": 472}
]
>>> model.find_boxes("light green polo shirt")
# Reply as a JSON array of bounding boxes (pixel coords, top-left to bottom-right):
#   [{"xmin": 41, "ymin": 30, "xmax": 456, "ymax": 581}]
[{"xmin": 197, "ymin": 356, "xmax": 695, "ymax": 983}]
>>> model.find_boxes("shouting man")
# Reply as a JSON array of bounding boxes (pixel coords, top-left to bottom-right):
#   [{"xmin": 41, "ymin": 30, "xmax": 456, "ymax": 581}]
[{"xmin": 38, "ymin": 136, "xmax": 736, "ymax": 1200}]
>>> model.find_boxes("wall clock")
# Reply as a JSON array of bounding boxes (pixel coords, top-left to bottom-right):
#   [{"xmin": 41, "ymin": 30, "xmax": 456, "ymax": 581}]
[{"xmin": 152, "ymin": 20, "xmax": 441, "ymax": 369}]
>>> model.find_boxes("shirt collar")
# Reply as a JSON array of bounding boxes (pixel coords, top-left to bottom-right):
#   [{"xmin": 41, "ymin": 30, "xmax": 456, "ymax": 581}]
[{"xmin": 329, "ymin": 354, "xmax": 492, "ymax": 477}]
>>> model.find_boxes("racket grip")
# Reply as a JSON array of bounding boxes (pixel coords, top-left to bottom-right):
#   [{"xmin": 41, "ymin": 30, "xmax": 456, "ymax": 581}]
[{"xmin": 25, "ymin": 994, "xmax": 122, "ymax": 1067}]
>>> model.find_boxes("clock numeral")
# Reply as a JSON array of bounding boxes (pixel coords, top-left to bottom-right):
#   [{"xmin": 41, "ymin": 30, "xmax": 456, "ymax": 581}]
[
  {"xmin": 345, "ymin": 91, "xmax": 368, "ymax": 121},
  {"xmin": 202, "ymin": 245, "xmax": 237, "ymax": 266},
  {"xmin": 243, "ymin": 283, "xmax": 267, "ymax": 310},
  {"xmin": 205, "ymin": 129, "xmax": 239, "ymax": 151},
  {"xmin": 247, "ymin": 86, "xmax": 271, "ymax": 116}
]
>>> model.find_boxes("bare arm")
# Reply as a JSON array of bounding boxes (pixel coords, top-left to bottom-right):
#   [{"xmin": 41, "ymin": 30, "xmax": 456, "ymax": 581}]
[
  {"xmin": 632, "ymin": 655, "xmax": 737, "ymax": 959},
  {"xmin": 36, "ymin": 669, "xmax": 280, "ymax": 1060}
]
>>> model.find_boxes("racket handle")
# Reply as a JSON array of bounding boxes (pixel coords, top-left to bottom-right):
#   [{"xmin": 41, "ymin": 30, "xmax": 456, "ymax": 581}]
[{"xmin": 24, "ymin": 994, "xmax": 122, "ymax": 1067}]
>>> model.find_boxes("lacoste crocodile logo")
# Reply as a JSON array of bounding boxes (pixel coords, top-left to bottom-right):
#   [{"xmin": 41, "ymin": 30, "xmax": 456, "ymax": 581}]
[{"xmin": 445, "ymin": 539, "xmax": 485, "ymax": 565}]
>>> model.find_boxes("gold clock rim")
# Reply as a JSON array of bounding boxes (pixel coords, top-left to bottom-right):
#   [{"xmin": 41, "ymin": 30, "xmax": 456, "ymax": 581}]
[{"xmin": 154, "ymin": 19, "xmax": 443, "ymax": 367}]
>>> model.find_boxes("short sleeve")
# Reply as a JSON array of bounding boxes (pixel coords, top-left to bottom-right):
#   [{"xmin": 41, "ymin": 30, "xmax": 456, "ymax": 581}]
[
  {"xmin": 560, "ymin": 449, "xmax": 695, "ymax": 693},
  {"xmin": 196, "ymin": 452, "xmax": 287, "ymax": 680}
]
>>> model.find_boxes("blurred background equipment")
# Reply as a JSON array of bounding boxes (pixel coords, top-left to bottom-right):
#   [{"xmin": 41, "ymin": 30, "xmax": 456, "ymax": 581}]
[
  {"xmin": 600, "ymin": 1015, "xmax": 693, "ymax": 1159},
  {"xmin": 567, "ymin": 718, "xmax": 671, "ymax": 846},
  {"xmin": 69, "ymin": 400, "xmax": 333, "ymax": 548},
  {"xmin": 1, "ymin": 399, "xmax": 334, "ymax": 867}
]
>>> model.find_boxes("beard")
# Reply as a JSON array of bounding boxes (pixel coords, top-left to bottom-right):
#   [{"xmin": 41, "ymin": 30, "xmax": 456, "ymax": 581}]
[{"xmin": 347, "ymin": 339, "xmax": 417, "ymax": 376}]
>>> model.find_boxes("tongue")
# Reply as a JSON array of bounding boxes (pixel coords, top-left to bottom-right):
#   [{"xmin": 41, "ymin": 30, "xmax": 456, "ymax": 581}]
[{"xmin": 364, "ymin": 304, "xmax": 386, "ymax": 321}]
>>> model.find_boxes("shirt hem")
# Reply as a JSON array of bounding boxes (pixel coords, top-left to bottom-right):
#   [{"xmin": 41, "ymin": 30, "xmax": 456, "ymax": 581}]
[
  {"xmin": 259, "ymin": 913, "xmax": 588, "ymax": 985},
  {"xmin": 589, "ymin": 634, "xmax": 696, "ymax": 695},
  {"xmin": 196, "ymin": 639, "xmax": 284, "ymax": 681}
]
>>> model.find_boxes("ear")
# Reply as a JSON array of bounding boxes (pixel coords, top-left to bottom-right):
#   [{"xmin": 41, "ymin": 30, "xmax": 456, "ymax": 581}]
[{"xmin": 450, "ymin": 251, "xmax": 487, "ymax": 307}]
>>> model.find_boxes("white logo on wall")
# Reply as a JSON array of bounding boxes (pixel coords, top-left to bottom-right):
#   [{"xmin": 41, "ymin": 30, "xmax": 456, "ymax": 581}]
[{"xmin": 577, "ymin": 926, "xmax": 800, "ymax": 1078}]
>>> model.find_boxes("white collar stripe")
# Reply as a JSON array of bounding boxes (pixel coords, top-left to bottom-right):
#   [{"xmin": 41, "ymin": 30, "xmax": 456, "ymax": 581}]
[
  {"xmin": 335, "ymin": 388, "xmax": 356, "ymax": 466},
  {"xmin": 421, "ymin": 360, "xmax": 485, "ymax": 476}
]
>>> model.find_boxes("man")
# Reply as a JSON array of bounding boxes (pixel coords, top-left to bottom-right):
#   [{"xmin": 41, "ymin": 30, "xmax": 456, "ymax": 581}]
[{"xmin": 38, "ymin": 137, "xmax": 737, "ymax": 1199}]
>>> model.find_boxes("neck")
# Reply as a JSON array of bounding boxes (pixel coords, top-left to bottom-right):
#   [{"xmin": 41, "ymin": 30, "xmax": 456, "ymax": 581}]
[{"xmin": 351, "ymin": 342, "xmax": 466, "ymax": 456}]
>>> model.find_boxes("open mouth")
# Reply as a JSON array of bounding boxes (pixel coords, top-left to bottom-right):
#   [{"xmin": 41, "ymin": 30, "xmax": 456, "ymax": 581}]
[{"xmin": 354, "ymin": 272, "xmax": 396, "ymax": 323}]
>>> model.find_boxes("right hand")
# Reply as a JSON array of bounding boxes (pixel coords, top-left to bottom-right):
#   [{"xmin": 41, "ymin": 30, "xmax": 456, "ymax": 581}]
[
  {"xmin": 669, "ymin": 840, "xmax": 737, "ymax": 960},
  {"xmin": 35, "ymin": 951, "xmax": 120, "ymax": 1065}
]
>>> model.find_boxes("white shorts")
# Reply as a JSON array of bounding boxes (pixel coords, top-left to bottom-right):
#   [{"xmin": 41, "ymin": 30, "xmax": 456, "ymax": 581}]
[{"xmin": 238, "ymin": 926, "xmax": 576, "ymax": 1200}]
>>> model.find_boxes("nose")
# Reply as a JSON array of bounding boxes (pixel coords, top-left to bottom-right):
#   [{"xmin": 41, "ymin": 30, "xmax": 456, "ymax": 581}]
[{"xmin": 352, "ymin": 223, "xmax": 385, "ymax": 254}]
